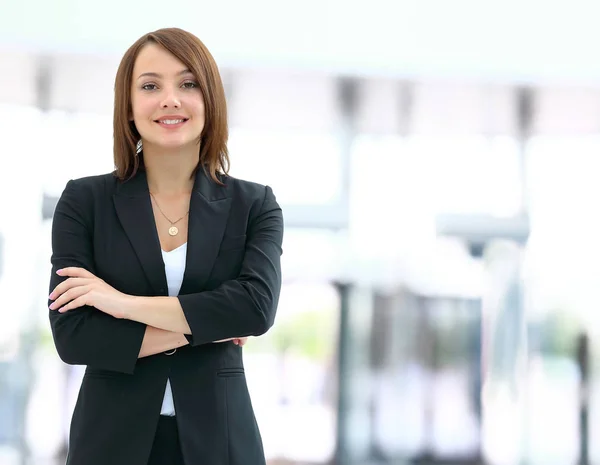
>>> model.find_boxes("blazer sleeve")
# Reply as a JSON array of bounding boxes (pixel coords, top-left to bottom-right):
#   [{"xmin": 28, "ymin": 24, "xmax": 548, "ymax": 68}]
[
  {"xmin": 179, "ymin": 185, "xmax": 283, "ymax": 346},
  {"xmin": 48, "ymin": 179, "xmax": 147, "ymax": 374}
]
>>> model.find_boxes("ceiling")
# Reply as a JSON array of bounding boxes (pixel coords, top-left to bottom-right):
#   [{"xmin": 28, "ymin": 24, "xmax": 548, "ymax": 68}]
[{"xmin": 2, "ymin": 0, "xmax": 600, "ymax": 85}]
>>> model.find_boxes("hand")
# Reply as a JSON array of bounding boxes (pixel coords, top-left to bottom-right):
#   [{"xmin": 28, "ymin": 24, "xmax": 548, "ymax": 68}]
[
  {"xmin": 214, "ymin": 337, "xmax": 249, "ymax": 347},
  {"xmin": 233, "ymin": 337, "xmax": 248, "ymax": 347},
  {"xmin": 49, "ymin": 267, "xmax": 131, "ymax": 319}
]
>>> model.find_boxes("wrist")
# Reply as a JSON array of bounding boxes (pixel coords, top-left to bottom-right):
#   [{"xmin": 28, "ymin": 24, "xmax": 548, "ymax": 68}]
[{"xmin": 122, "ymin": 294, "xmax": 142, "ymax": 320}]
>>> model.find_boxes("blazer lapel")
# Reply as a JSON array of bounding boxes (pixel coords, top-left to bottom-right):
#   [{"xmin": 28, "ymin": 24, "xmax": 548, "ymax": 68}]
[
  {"xmin": 179, "ymin": 169, "xmax": 232, "ymax": 294},
  {"xmin": 113, "ymin": 170, "xmax": 168, "ymax": 296}
]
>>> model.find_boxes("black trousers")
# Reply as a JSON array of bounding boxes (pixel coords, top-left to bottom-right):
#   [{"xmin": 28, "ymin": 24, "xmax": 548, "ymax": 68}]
[{"xmin": 148, "ymin": 415, "xmax": 185, "ymax": 465}]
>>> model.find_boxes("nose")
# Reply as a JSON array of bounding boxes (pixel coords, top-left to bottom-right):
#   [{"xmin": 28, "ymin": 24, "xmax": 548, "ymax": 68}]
[{"xmin": 160, "ymin": 88, "xmax": 181, "ymax": 109}]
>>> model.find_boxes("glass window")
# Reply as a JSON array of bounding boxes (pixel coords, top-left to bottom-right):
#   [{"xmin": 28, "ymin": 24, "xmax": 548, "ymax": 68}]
[
  {"xmin": 525, "ymin": 135, "xmax": 600, "ymax": 465},
  {"xmin": 408, "ymin": 135, "xmax": 523, "ymax": 217},
  {"xmin": 228, "ymin": 128, "xmax": 343, "ymax": 206}
]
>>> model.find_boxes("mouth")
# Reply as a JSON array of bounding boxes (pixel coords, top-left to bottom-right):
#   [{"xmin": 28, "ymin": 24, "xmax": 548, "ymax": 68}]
[{"xmin": 154, "ymin": 118, "xmax": 189, "ymax": 128}]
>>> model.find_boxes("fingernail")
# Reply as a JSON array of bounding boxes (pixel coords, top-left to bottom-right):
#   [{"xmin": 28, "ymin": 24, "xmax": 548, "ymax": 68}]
[{"xmin": 56, "ymin": 269, "xmax": 62, "ymax": 274}]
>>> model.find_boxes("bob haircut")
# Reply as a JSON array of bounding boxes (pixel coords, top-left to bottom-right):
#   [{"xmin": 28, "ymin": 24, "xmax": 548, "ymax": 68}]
[{"xmin": 113, "ymin": 27, "xmax": 229, "ymax": 184}]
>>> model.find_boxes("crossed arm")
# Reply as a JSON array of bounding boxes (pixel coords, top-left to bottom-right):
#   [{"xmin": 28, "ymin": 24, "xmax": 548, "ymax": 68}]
[
  {"xmin": 49, "ymin": 268, "xmax": 246, "ymax": 358},
  {"xmin": 48, "ymin": 180, "xmax": 283, "ymax": 374}
]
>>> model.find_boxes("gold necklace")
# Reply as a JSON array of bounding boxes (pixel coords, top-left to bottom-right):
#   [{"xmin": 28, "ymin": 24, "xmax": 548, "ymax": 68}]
[{"xmin": 150, "ymin": 192, "xmax": 189, "ymax": 236}]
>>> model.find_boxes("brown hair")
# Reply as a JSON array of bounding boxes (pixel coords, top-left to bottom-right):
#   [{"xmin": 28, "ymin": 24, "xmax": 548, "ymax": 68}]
[{"xmin": 113, "ymin": 27, "xmax": 229, "ymax": 184}]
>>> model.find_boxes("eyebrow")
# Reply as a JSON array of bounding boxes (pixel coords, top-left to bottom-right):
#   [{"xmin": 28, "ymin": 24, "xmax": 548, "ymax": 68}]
[{"xmin": 136, "ymin": 69, "xmax": 194, "ymax": 80}]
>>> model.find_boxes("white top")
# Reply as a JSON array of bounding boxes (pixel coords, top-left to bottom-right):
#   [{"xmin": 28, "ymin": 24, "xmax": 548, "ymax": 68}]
[{"xmin": 159, "ymin": 242, "xmax": 187, "ymax": 416}]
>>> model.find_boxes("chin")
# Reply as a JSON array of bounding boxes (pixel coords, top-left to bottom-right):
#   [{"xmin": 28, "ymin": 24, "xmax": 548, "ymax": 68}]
[{"xmin": 144, "ymin": 135, "xmax": 195, "ymax": 150}]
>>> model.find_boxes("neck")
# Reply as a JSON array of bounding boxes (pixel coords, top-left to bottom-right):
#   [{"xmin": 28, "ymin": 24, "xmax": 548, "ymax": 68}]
[{"xmin": 142, "ymin": 143, "xmax": 199, "ymax": 195}]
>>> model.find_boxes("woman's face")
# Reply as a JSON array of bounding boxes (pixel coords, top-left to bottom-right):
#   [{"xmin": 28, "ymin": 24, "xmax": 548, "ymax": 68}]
[{"xmin": 130, "ymin": 43, "xmax": 205, "ymax": 153}]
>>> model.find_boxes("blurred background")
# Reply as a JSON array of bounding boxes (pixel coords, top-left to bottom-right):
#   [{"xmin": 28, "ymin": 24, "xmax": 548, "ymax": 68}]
[{"xmin": 2, "ymin": 0, "xmax": 600, "ymax": 464}]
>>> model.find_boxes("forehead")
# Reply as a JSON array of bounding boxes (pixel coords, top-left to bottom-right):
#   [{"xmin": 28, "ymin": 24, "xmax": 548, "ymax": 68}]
[{"xmin": 133, "ymin": 43, "xmax": 190, "ymax": 76}]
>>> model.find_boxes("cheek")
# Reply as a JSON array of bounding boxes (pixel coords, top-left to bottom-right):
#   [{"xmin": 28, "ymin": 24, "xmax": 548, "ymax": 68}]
[
  {"xmin": 194, "ymin": 101, "xmax": 206, "ymax": 121},
  {"xmin": 190, "ymin": 94, "xmax": 205, "ymax": 115},
  {"xmin": 131, "ymin": 96, "xmax": 154, "ymax": 121}
]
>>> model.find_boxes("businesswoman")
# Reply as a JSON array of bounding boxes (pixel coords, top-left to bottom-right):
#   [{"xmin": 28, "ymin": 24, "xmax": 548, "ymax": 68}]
[{"xmin": 47, "ymin": 27, "xmax": 283, "ymax": 465}]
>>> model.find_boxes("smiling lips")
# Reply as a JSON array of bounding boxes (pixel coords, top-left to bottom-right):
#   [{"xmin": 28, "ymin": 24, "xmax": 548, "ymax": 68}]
[{"xmin": 154, "ymin": 116, "xmax": 189, "ymax": 129}]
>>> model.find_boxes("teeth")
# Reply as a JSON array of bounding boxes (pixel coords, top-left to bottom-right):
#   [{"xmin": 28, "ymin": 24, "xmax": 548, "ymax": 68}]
[{"xmin": 159, "ymin": 119, "xmax": 185, "ymax": 125}]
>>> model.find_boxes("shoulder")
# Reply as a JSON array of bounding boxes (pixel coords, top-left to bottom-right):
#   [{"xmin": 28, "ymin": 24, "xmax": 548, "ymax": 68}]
[
  {"xmin": 57, "ymin": 172, "xmax": 118, "ymax": 218},
  {"xmin": 221, "ymin": 174, "xmax": 282, "ymax": 226},
  {"xmin": 221, "ymin": 174, "xmax": 277, "ymax": 206},
  {"xmin": 68, "ymin": 172, "xmax": 117, "ymax": 192},
  {"xmin": 53, "ymin": 173, "xmax": 115, "ymax": 226},
  {"xmin": 62, "ymin": 172, "xmax": 118, "ymax": 202}
]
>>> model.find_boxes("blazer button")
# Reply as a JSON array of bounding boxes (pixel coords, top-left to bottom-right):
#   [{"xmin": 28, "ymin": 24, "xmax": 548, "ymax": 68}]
[{"xmin": 164, "ymin": 349, "xmax": 177, "ymax": 356}]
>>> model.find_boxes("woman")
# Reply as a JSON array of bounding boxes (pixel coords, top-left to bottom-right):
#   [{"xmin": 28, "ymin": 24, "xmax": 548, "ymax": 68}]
[{"xmin": 48, "ymin": 27, "xmax": 283, "ymax": 465}]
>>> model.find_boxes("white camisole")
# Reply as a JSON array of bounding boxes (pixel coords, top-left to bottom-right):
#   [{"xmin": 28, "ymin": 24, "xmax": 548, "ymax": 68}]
[{"xmin": 159, "ymin": 242, "xmax": 187, "ymax": 416}]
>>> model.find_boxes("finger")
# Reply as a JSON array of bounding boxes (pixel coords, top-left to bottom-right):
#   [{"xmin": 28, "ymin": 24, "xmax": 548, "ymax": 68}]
[
  {"xmin": 56, "ymin": 267, "xmax": 96, "ymax": 279},
  {"xmin": 238, "ymin": 337, "xmax": 248, "ymax": 346},
  {"xmin": 58, "ymin": 294, "xmax": 89, "ymax": 313},
  {"xmin": 50, "ymin": 278, "xmax": 91, "ymax": 300},
  {"xmin": 50, "ymin": 286, "xmax": 89, "ymax": 310}
]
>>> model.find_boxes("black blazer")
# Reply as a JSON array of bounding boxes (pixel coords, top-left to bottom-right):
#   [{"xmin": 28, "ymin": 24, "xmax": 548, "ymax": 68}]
[{"xmin": 48, "ymin": 168, "xmax": 283, "ymax": 465}]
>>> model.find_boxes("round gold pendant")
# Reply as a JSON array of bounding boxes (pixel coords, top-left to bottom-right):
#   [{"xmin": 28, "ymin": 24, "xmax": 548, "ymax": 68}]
[{"xmin": 168, "ymin": 226, "xmax": 179, "ymax": 236}]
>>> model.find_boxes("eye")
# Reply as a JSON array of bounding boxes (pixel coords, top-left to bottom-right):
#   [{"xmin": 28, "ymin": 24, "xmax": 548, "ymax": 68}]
[
  {"xmin": 182, "ymin": 81, "xmax": 199, "ymax": 89},
  {"xmin": 141, "ymin": 83, "xmax": 157, "ymax": 91}
]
